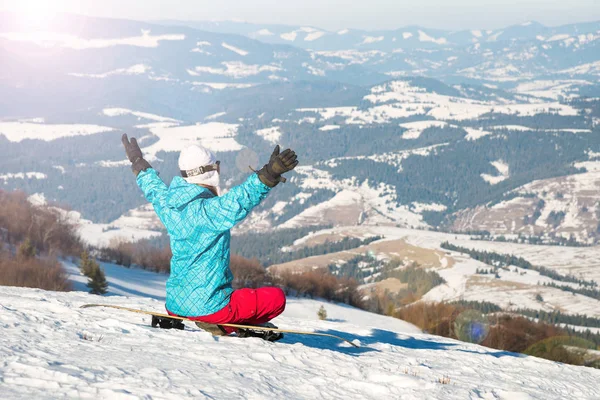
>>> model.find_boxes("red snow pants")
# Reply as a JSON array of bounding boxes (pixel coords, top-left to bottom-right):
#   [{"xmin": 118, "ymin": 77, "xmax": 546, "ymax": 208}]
[{"xmin": 169, "ymin": 287, "xmax": 286, "ymax": 333}]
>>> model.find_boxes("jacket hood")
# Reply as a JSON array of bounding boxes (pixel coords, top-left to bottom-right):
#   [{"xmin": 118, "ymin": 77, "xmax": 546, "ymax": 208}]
[{"xmin": 166, "ymin": 176, "xmax": 215, "ymax": 210}]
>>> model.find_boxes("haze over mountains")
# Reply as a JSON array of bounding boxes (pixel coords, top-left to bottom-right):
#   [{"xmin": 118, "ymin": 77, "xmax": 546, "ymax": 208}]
[{"xmin": 0, "ymin": 12, "xmax": 599, "ymax": 245}]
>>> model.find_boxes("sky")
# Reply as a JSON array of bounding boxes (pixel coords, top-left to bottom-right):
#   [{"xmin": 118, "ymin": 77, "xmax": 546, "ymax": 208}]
[{"xmin": 1, "ymin": 0, "xmax": 600, "ymax": 31}]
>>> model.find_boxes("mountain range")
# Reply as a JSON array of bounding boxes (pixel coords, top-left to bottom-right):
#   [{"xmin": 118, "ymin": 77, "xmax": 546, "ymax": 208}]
[{"xmin": 1, "ymin": 12, "xmax": 599, "ymax": 245}]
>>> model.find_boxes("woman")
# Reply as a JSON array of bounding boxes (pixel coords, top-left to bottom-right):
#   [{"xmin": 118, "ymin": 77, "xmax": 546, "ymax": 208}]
[{"xmin": 122, "ymin": 134, "xmax": 298, "ymax": 341}]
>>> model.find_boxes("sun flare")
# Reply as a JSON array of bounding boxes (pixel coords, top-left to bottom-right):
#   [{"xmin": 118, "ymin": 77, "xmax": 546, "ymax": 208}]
[{"xmin": 12, "ymin": 1, "xmax": 58, "ymax": 29}]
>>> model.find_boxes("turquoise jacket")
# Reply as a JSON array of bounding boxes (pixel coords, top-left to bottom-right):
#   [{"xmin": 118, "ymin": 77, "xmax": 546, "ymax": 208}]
[{"xmin": 136, "ymin": 169, "xmax": 271, "ymax": 316}]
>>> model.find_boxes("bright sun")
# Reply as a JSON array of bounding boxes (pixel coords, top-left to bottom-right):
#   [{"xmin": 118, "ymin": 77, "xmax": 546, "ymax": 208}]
[{"xmin": 12, "ymin": 1, "xmax": 58, "ymax": 29}]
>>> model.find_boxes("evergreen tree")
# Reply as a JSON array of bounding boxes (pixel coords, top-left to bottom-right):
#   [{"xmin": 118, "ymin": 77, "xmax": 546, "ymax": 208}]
[
  {"xmin": 79, "ymin": 251, "xmax": 94, "ymax": 277},
  {"xmin": 87, "ymin": 262, "xmax": 108, "ymax": 295},
  {"xmin": 317, "ymin": 305, "xmax": 328, "ymax": 320}
]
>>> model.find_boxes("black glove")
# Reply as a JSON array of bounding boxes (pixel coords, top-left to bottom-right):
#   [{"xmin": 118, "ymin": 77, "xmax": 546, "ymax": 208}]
[
  {"xmin": 257, "ymin": 145, "xmax": 298, "ymax": 187},
  {"xmin": 122, "ymin": 134, "xmax": 151, "ymax": 176}
]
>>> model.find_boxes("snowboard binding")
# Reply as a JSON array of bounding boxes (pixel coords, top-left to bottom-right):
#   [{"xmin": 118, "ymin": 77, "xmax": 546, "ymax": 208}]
[
  {"xmin": 237, "ymin": 323, "xmax": 284, "ymax": 342},
  {"xmin": 151, "ymin": 315, "xmax": 185, "ymax": 330}
]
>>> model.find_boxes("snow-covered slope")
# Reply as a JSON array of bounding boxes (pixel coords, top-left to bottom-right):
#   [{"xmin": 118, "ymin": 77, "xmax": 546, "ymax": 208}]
[
  {"xmin": 269, "ymin": 226, "xmax": 600, "ymax": 319},
  {"xmin": 1, "ymin": 255, "xmax": 599, "ymax": 398},
  {"xmin": 2, "ymin": 284, "xmax": 600, "ymax": 399}
]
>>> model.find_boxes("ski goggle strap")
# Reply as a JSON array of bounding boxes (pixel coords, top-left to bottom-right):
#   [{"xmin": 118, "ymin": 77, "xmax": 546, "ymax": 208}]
[{"xmin": 180, "ymin": 161, "xmax": 220, "ymax": 178}]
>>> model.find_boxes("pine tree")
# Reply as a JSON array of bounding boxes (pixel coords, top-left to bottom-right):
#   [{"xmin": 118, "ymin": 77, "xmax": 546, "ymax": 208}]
[
  {"xmin": 79, "ymin": 251, "xmax": 94, "ymax": 277},
  {"xmin": 87, "ymin": 261, "xmax": 108, "ymax": 295},
  {"xmin": 317, "ymin": 305, "xmax": 327, "ymax": 320}
]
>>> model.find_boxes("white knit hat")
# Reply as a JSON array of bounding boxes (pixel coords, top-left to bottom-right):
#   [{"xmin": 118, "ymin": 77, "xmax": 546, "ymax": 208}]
[{"xmin": 178, "ymin": 144, "xmax": 220, "ymax": 188}]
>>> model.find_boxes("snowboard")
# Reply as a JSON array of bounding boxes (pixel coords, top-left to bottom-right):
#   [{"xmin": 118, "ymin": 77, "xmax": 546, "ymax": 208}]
[{"xmin": 81, "ymin": 303, "xmax": 360, "ymax": 348}]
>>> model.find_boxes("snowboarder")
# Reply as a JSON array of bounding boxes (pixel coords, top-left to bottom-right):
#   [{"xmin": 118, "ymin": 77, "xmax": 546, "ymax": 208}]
[{"xmin": 121, "ymin": 134, "xmax": 298, "ymax": 340}]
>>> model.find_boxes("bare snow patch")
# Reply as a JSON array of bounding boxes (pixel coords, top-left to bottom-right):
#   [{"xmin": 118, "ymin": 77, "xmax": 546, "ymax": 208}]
[
  {"xmin": 204, "ymin": 112, "xmax": 227, "ymax": 121},
  {"xmin": 418, "ymin": 31, "xmax": 447, "ymax": 45},
  {"xmin": 142, "ymin": 122, "xmax": 242, "ymax": 156},
  {"xmin": 191, "ymin": 41, "xmax": 212, "ymax": 53},
  {"xmin": 188, "ymin": 61, "xmax": 282, "ymax": 78},
  {"xmin": 0, "ymin": 172, "xmax": 47, "ymax": 181},
  {"xmin": 102, "ymin": 108, "xmax": 179, "ymax": 123},
  {"xmin": 360, "ymin": 36, "xmax": 385, "ymax": 45},
  {"xmin": 411, "ymin": 202, "xmax": 447, "ymax": 213},
  {"xmin": 192, "ymin": 82, "xmax": 256, "ymax": 90},
  {"xmin": 319, "ymin": 125, "xmax": 341, "ymax": 131},
  {"xmin": 305, "ymin": 31, "xmax": 325, "ymax": 41},
  {"xmin": 464, "ymin": 127, "xmax": 492, "ymax": 141},
  {"xmin": 256, "ymin": 126, "xmax": 282, "ymax": 144},
  {"xmin": 221, "ymin": 42, "xmax": 248, "ymax": 56},
  {"xmin": 0, "ymin": 122, "xmax": 113, "ymax": 142},
  {"xmin": 399, "ymin": 120, "xmax": 448, "ymax": 139},
  {"xmin": 481, "ymin": 160, "xmax": 510, "ymax": 185},
  {"xmin": 255, "ymin": 29, "xmax": 274, "ymax": 36},
  {"xmin": 69, "ymin": 64, "xmax": 150, "ymax": 78},
  {"xmin": 280, "ymin": 31, "xmax": 298, "ymax": 41}
]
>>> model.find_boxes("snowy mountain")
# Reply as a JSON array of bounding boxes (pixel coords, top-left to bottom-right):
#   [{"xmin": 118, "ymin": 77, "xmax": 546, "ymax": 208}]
[
  {"xmin": 1, "ymin": 12, "xmax": 599, "ymax": 243},
  {"xmin": 1, "ymin": 263, "xmax": 599, "ymax": 399},
  {"xmin": 162, "ymin": 19, "xmax": 600, "ymax": 81}
]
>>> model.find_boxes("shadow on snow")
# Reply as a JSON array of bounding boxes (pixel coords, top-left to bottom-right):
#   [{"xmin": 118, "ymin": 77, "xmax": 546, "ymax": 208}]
[{"xmin": 280, "ymin": 327, "xmax": 525, "ymax": 359}]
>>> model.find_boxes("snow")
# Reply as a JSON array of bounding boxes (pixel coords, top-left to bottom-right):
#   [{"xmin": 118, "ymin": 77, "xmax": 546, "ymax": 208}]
[
  {"xmin": 96, "ymin": 160, "xmax": 130, "ymax": 168},
  {"xmin": 399, "ymin": 120, "xmax": 448, "ymax": 139},
  {"xmin": 1, "ymin": 236, "xmax": 600, "ymax": 398},
  {"xmin": 471, "ymin": 30, "xmax": 483, "ymax": 38},
  {"xmin": 560, "ymin": 61, "xmax": 600, "ymax": 76},
  {"xmin": 481, "ymin": 160, "xmax": 510, "ymax": 185},
  {"xmin": 337, "ymin": 29, "xmax": 350, "ymax": 35},
  {"xmin": 411, "ymin": 202, "xmax": 447, "ymax": 213},
  {"xmin": 279, "ymin": 190, "xmax": 363, "ymax": 229},
  {"xmin": 192, "ymin": 82, "xmax": 256, "ymax": 90},
  {"xmin": 69, "ymin": 64, "xmax": 150, "ymax": 79},
  {"xmin": 280, "ymin": 31, "xmax": 298, "ymax": 41},
  {"xmin": 10, "ymin": 286, "xmax": 581, "ymax": 400},
  {"xmin": 191, "ymin": 41, "xmax": 212, "ymax": 54},
  {"xmin": 314, "ymin": 50, "xmax": 386, "ymax": 65},
  {"xmin": 418, "ymin": 31, "xmax": 447, "ymax": 45},
  {"xmin": 141, "ymin": 122, "xmax": 243, "ymax": 156},
  {"xmin": 204, "ymin": 112, "xmax": 227, "ymax": 121},
  {"xmin": 298, "ymin": 80, "xmax": 581, "ymax": 126},
  {"xmin": 319, "ymin": 125, "xmax": 341, "ymax": 131},
  {"xmin": 188, "ymin": 61, "xmax": 282, "ymax": 78},
  {"xmin": 296, "ymin": 225, "xmax": 600, "ymax": 319},
  {"xmin": 547, "ymin": 34, "xmax": 571, "ymax": 42},
  {"xmin": 292, "ymin": 164, "xmax": 432, "ymax": 228},
  {"xmin": 487, "ymin": 31, "xmax": 504, "ymax": 41},
  {"xmin": 28, "ymin": 194, "xmax": 162, "ymax": 248},
  {"xmin": 102, "ymin": 108, "xmax": 179, "ymax": 123},
  {"xmin": 0, "ymin": 122, "xmax": 113, "ymax": 142},
  {"xmin": 512, "ymin": 80, "xmax": 592, "ymax": 100},
  {"xmin": 402, "ymin": 32, "xmax": 413, "ymax": 39},
  {"xmin": 361, "ymin": 36, "xmax": 385, "ymax": 45},
  {"xmin": 255, "ymin": 29, "xmax": 274, "ymax": 36},
  {"xmin": 0, "ymin": 29, "xmax": 185, "ymax": 49},
  {"xmin": 305, "ymin": 31, "xmax": 325, "ymax": 41},
  {"xmin": 464, "ymin": 127, "xmax": 492, "ymax": 141},
  {"xmin": 0, "ymin": 172, "xmax": 47, "ymax": 181},
  {"xmin": 221, "ymin": 42, "xmax": 248, "ymax": 56},
  {"xmin": 256, "ymin": 126, "xmax": 282, "ymax": 144}
]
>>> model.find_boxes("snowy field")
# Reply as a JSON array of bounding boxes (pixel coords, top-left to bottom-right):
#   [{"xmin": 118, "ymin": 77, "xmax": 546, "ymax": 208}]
[
  {"xmin": 275, "ymin": 226, "xmax": 600, "ymax": 319},
  {"xmin": 1, "ymin": 266, "xmax": 600, "ymax": 399}
]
